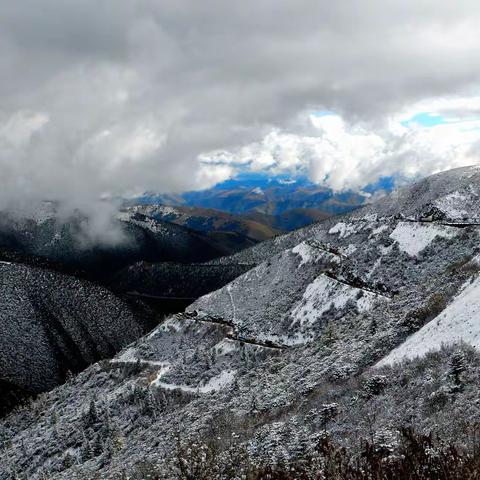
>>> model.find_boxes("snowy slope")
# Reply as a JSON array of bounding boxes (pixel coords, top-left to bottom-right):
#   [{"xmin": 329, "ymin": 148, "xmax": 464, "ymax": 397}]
[
  {"xmin": 0, "ymin": 261, "xmax": 147, "ymax": 400},
  {"xmin": 366, "ymin": 165, "xmax": 480, "ymax": 222},
  {"xmin": 378, "ymin": 274, "xmax": 480, "ymax": 366},
  {"xmin": 291, "ymin": 274, "xmax": 381, "ymax": 327},
  {"xmin": 6, "ymin": 166, "xmax": 480, "ymax": 479},
  {"xmin": 389, "ymin": 222, "xmax": 458, "ymax": 256}
]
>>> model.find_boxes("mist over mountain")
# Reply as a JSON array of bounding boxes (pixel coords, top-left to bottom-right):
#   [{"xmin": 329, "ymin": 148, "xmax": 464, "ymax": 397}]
[{"xmin": 0, "ymin": 206, "xmax": 236, "ymax": 276}]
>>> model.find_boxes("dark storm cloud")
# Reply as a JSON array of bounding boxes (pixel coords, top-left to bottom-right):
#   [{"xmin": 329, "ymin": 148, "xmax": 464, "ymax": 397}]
[{"xmin": 1, "ymin": 0, "xmax": 480, "ymax": 217}]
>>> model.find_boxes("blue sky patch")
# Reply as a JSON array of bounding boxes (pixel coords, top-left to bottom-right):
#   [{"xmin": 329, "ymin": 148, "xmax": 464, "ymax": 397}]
[
  {"xmin": 401, "ymin": 112, "xmax": 448, "ymax": 127},
  {"xmin": 363, "ymin": 176, "xmax": 396, "ymax": 194},
  {"xmin": 401, "ymin": 111, "xmax": 480, "ymax": 132}
]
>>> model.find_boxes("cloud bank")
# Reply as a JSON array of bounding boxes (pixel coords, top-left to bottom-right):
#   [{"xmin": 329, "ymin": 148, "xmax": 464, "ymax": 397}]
[{"xmin": 1, "ymin": 0, "xmax": 480, "ymax": 218}]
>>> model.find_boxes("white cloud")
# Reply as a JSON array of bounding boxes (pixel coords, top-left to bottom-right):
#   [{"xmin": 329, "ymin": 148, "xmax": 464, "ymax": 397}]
[
  {"xmin": 1, "ymin": 1, "xmax": 480, "ymax": 231},
  {"xmin": 207, "ymin": 101, "xmax": 480, "ymax": 191},
  {"xmin": 0, "ymin": 111, "xmax": 49, "ymax": 148}
]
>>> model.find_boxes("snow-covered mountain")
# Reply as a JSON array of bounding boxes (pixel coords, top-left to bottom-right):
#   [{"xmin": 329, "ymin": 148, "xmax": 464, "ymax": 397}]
[
  {"xmin": 0, "ymin": 261, "xmax": 152, "ymax": 413},
  {"xmin": 4, "ymin": 166, "xmax": 480, "ymax": 478},
  {"xmin": 0, "ymin": 208, "xmax": 239, "ymax": 279},
  {"xmin": 0, "ymin": 207, "xmax": 258, "ymax": 413},
  {"xmin": 0, "ymin": 207, "xmax": 256, "ymax": 305}
]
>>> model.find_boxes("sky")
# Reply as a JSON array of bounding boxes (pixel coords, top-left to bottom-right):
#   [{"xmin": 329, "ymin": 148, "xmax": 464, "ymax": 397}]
[{"xmin": 2, "ymin": 0, "xmax": 480, "ymax": 219}]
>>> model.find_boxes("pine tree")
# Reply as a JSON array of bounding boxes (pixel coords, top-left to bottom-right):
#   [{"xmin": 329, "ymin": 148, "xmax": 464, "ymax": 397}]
[
  {"xmin": 81, "ymin": 431, "xmax": 94, "ymax": 461},
  {"xmin": 91, "ymin": 432, "xmax": 104, "ymax": 457},
  {"xmin": 144, "ymin": 390, "xmax": 158, "ymax": 418},
  {"xmin": 85, "ymin": 399, "xmax": 98, "ymax": 429},
  {"xmin": 319, "ymin": 403, "xmax": 339, "ymax": 434},
  {"xmin": 449, "ymin": 350, "xmax": 467, "ymax": 392}
]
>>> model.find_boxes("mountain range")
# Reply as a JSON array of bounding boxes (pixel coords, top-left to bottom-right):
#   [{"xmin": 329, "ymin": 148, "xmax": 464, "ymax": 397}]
[
  {"xmin": 178, "ymin": 174, "xmax": 369, "ymax": 215},
  {"xmin": 3, "ymin": 167, "xmax": 480, "ymax": 478},
  {"xmin": 0, "ymin": 207, "xmax": 252, "ymax": 412},
  {"xmin": 129, "ymin": 173, "xmax": 372, "ymax": 226},
  {"xmin": 126, "ymin": 204, "xmax": 331, "ymax": 241}
]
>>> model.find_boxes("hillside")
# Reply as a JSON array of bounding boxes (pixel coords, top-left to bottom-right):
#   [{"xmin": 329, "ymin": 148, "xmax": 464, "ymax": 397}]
[
  {"xmin": 0, "ymin": 208, "xmax": 255, "ymax": 302},
  {"xmin": 126, "ymin": 205, "xmax": 281, "ymax": 242},
  {"xmin": 4, "ymin": 166, "xmax": 480, "ymax": 478},
  {"xmin": 127, "ymin": 204, "xmax": 331, "ymax": 242},
  {"xmin": 0, "ymin": 208, "xmax": 239, "ymax": 280},
  {"xmin": 241, "ymin": 207, "xmax": 331, "ymax": 232},
  {"xmin": 0, "ymin": 208, "xmax": 260, "ymax": 413},
  {"xmin": 0, "ymin": 261, "xmax": 154, "ymax": 414}
]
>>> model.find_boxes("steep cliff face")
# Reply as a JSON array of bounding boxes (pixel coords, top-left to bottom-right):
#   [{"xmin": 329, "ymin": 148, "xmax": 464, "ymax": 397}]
[{"xmin": 4, "ymin": 166, "xmax": 480, "ymax": 479}]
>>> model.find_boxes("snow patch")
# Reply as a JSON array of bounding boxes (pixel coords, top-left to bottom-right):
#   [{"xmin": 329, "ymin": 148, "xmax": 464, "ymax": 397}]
[
  {"xmin": 226, "ymin": 284, "xmax": 236, "ymax": 322},
  {"xmin": 389, "ymin": 222, "xmax": 457, "ymax": 256},
  {"xmin": 257, "ymin": 331, "xmax": 313, "ymax": 347},
  {"xmin": 366, "ymin": 257, "xmax": 382, "ymax": 279},
  {"xmin": 341, "ymin": 244, "xmax": 357, "ymax": 256},
  {"xmin": 155, "ymin": 370, "xmax": 236, "ymax": 394},
  {"xmin": 113, "ymin": 348, "xmax": 171, "ymax": 369},
  {"xmin": 156, "ymin": 205, "xmax": 179, "ymax": 216},
  {"xmin": 370, "ymin": 225, "xmax": 389, "ymax": 236},
  {"xmin": 328, "ymin": 222, "xmax": 357, "ymax": 238},
  {"xmin": 114, "ymin": 347, "xmax": 138, "ymax": 363},
  {"xmin": 150, "ymin": 364, "xmax": 171, "ymax": 385},
  {"xmin": 118, "ymin": 212, "xmax": 168, "ymax": 235},
  {"xmin": 291, "ymin": 275, "xmax": 380, "ymax": 326},
  {"xmin": 292, "ymin": 242, "xmax": 339, "ymax": 267},
  {"xmin": 378, "ymin": 276, "xmax": 480, "ymax": 366},
  {"xmin": 214, "ymin": 339, "xmax": 238, "ymax": 356},
  {"xmin": 433, "ymin": 192, "xmax": 469, "ymax": 219}
]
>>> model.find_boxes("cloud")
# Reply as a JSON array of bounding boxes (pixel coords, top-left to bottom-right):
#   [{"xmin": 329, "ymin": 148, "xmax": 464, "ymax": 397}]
[
  {"xmin": 211, "ymin": 105, "xmax": 480, "ymax": 191},
  {"xmin": 1, "ymin": 0, "xmax": 480, "ymax": 228}
]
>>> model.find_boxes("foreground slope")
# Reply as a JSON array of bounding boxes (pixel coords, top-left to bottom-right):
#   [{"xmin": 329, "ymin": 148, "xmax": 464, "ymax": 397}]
[{"xmin": 4, "ymin": 166, "xmax": 480, "ymax": 478}]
